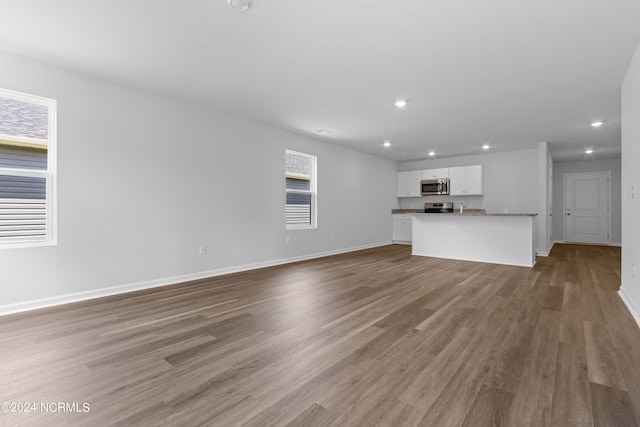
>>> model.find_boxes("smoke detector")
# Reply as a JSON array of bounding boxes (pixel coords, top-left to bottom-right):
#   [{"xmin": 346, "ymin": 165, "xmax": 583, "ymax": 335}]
[{"xmin": 227, "ymin": 0, "xmax": 250, "ymax": 11}]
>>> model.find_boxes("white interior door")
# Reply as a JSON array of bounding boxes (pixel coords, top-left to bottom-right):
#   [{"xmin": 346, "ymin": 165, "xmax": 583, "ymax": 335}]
[{"xmin": 565, "ymin": 172, "xmax": 609, "ymax": 244}]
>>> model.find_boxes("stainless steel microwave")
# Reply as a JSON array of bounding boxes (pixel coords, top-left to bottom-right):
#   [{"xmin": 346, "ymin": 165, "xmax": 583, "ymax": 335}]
[{"xmin": 421, "ymin": 178, "xmax": 450, "ymax": 196}]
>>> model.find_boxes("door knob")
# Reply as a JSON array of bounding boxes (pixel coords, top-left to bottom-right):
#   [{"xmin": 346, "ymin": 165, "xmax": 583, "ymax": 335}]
[{"xmin": 567, "ymin": 213, "xmax": 571, "ymax": 216}]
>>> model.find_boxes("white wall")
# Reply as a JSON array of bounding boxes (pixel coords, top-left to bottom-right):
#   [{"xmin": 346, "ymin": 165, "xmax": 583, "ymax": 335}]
[
  {"xmin": 621, "ymin": 40, "xmax": 640, "ymax": 326},
  {"xmin": 552, "ymin": 158, "xmax": 622, "ymax": 245},
  {"xmin": 398, "ymin": 149, "xmax": 539, "ymax": 214},
  {"xmin": 0, "ymin": 51, "xmax": 397, "ymax": 312}
]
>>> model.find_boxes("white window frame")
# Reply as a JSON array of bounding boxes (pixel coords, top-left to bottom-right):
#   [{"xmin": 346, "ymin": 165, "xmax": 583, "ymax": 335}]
[
  {"xmin": 0, "ymin": 88, "xmax": 57, "ymax": 249},
  {"xmin": 285, "ymin": 150, "xmax": 317, "ymax": 230}
]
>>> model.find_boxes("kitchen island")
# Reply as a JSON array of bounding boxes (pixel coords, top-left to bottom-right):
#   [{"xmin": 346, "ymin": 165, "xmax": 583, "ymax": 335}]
[{"xmin": 412, "ymin": 213, "xmax": 537, "ymax": 267}]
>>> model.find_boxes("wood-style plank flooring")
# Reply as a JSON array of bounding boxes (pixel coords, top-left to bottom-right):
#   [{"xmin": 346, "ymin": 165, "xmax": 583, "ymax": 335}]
[{"xmin": 1, "ymin": 244, "xmax": 639, "ymax": 426}]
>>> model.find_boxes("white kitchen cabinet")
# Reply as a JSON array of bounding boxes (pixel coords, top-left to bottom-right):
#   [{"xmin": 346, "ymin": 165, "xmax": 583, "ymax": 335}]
[
  {"xmin": 421, "ymin": 168, "xmax": 449, "ymax": 180},
  {"xmin": 392, "ymin": 214, "xmax": 412, "ymax": 243},
  {"xmin": 449, "ymin": 165, "xmax": 483, "ymax": 196},
  {"xmin": 396, "ymin": 171, "xmax": 421, "ymax": 197},
  {"xmin": 448, "ymin": 167, "xmax": 466, "ymax": 195}
]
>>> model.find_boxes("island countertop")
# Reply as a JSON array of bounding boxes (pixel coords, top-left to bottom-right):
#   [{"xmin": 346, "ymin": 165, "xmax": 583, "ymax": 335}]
[{"xmin": 413, "ymin": 212, "xmax": 537, "ymax": 217}]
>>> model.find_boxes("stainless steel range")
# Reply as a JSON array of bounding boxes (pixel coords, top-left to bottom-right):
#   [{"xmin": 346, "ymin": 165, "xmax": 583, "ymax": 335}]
[{"xmin": 424, "ymin": 202, "xmax": 454, "ymax": 213}]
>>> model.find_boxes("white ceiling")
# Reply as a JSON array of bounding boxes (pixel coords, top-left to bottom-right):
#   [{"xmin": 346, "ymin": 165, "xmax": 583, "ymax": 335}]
[{"xmin": 0, "ymin": 0, "xmax": 639, "ymax": 162}]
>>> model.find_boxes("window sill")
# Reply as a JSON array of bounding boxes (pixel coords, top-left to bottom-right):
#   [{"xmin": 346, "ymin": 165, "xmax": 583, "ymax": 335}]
[
  {"xmin": 286, "ymin": 225, "xmax": 317, "ymax": 231},
  {"xmin": 0, "ymin": 240, "xmax": 57, "ymax": 250}
]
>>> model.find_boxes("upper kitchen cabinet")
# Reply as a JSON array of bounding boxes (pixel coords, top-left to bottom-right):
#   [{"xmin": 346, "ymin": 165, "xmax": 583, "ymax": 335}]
[
  {"xmin": 449, "ymin": 165, "xmax": 483, "ymax": 195},
  {"xmin": 397, "ymin": 170, "xmax": 422, "ymax": 197},
  {"xmin": 421, "ymin": 168, "xmax": 449, "ymax": 180}
]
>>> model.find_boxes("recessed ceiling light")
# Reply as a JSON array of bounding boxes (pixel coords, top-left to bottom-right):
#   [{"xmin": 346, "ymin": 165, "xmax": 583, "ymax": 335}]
[
  {"xmin": 315, "ymin": 129, "xmax": 330, "ymax": 135},
  {"xmin": 394, "ymin": 100, "xmax": 407, "ymax": 108},
  {"xmin": 383, "ymin": 140, "xmax": 391, "ymax": 147},
  {"xmin": 591, "ymin": 121, "xmax": 603, "ymax": 127},
  {"xmin": 585, "ymin": 149, "xmax": 594, "ymax": 154},
  {"xmin": 227, "ymin": 0, "xmax": 250, "ymax": 11},
  {"xmin": 482, "ymin": 144, "xmax": 490, "ymax": 150},
  {"xmin": 428, "ymin": 151, "xmax": 435, "ymax": 156}
]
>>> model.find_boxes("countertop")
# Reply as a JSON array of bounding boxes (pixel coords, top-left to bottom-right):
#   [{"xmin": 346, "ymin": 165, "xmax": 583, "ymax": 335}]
[
  {"xmin": 413, "ymin": 212, "xmax": 537, "ymax": 217},
  {"xmin": 393, "ymin": 209, "xmax": 537, "ymax": 216},
  {"xmin": 393, "ymin": 208, "xmax": 488, "ymax": 215}
]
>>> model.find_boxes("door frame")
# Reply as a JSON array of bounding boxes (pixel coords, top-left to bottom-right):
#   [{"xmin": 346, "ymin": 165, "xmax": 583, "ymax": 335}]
[{"xmin": 562, "ymin": 171, "xmax": 611, "ymax": 244}]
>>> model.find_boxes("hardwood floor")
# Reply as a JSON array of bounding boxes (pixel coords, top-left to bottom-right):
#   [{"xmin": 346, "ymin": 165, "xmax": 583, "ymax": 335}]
[{"xmin": 1, "ymin": 244, "xmax": 639, "ymax": 426}]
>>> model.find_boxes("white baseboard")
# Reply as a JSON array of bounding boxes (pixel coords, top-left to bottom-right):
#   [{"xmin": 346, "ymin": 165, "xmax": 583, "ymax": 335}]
[
  {"xmin": 535, "ymin": 242, "xmax": 554, "ymax": 257},
  {"xmin": 0, "ymin": 241, "xmax": 392, "ymax": 317},
  {"xmin": 554, "ymin": 240, "xmax": 622, "ymax": 248},
  {"xmin": 619, "ymin": 287, "xmax": 640, "ymax": 328}
]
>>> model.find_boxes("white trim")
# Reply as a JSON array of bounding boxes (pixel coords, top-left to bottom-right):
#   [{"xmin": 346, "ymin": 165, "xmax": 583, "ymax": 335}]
[
  {"xmin": 537, "ymin": 241, "xmax": 556, "ymax": 256},
  {"xmin": 0, "ymin": 239, "xmax": 56, "ymax": 251},
  {"xmin": 0, "ymin": 167, "xmax": 49, "ymax": 178},
  {"xmin": 48, "ymin": 98, "xmax": 57, "ymax": 245},
  {"xmin": 619, "ymin": 287, "xmax": 640, "ymax": 328},
  {"xmin": 0, "ymin": 87, "xmax": 55, "ymax": 107},
  {"xmin": 554, "ymin": 239, "xmax": 621, "ymax": 248},
  {"xmin": 286, "ymin": 224, "xmax": 318, "ymax": 231},
  {"xmin": 0, "ymin": 241, "xmax": 392, "ymax": 317}
]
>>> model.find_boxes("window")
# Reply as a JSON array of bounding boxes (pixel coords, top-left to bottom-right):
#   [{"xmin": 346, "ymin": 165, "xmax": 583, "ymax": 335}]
[
  {"xmin": 285, "ymin": 150, "xmax": 316, "ymax": 229},
  {"xmin": 0, "ymin": 88, "xmax": 56, "ymax": 248}
]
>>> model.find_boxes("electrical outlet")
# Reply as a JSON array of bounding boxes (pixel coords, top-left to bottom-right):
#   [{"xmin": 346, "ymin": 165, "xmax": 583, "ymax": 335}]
[
  {"xmin": 632, "ymin": 185, "xmax": 637, "ymax": 200},
  {"xmin": 285, "ymin": 236, "xmax": 290, "ymax": 245},
  {"xmin": 198, "ymin": 244, "xmax": 207, "ymax": 255}
]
